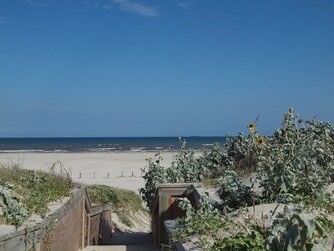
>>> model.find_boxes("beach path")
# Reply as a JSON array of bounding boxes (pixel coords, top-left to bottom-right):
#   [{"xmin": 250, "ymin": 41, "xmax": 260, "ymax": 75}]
[{"xmin": 83, "ymin": 232, "xmax": 158, "ymax": 251}]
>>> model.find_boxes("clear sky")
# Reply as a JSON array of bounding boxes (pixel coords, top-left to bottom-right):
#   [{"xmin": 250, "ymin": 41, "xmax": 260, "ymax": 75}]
[{"xmin": 0, "ymin": 0, "xmax": 333, "ymax": 137}]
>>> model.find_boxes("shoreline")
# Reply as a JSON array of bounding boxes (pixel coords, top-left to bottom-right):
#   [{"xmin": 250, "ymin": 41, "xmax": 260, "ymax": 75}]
[{"xmin": 0, "ymin": 149, "xmax": 203, "ymax": 154}]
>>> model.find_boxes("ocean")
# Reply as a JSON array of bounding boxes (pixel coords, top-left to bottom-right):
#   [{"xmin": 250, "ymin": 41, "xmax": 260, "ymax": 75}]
[{"xmin": 0, "ymin": 137, "xmax": 226, "ymax": 153}]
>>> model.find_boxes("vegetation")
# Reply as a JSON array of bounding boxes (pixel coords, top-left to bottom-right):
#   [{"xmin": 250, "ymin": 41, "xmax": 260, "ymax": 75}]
[
  {"xmin": 86, "ymin": 184, "xmax": 148, "ymax": 227},
  {"xmin": 266, "ymin": 206, "xmax": 331, "ymax": 251},
  {"xmin": 173, "ymin": 196, "xmax": 333, "ymax": 250},
  {"xmin": 140, "ymin": 153, "xmax": 167, "ymax": 210},
  {"xmin": 173, "ymin": 195, "xmax": 268, "ymax": 251},
  {"xmin": 140, "ymin": 108, "xmax": 334, "ymax": 250},
  {"xmin": 173, "ymin": 195, "xmax": 224, "ymax": 241},
  {"xmin": 0, "ymin": 163, "xmax": 73, "ymax": 226},
  {"xmin": 140, "ymin": 138, "xmax": 225, "ymax": 210},
  {"xmin": 0, "ymin": 183, "xmax": 28, "ymax": 226},
  {"xmin": 0, "ymin": 163, "xmax": 148, "ymax": 229}
]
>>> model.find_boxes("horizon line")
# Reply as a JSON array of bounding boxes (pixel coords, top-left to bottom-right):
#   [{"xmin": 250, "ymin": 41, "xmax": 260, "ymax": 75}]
[{"xmin": 0, "ymin": 135, "xmax": 231, "ymax": 139}]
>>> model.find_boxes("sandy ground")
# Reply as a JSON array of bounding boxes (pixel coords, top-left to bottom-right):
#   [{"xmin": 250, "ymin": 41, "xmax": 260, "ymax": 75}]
[
  {"xmin": 0, "ymin": 151, "xmax": 178, "ymax": 194},
  {"xmin": 0, "ymin": 151, "xmax": 182, "ymax": 235}
]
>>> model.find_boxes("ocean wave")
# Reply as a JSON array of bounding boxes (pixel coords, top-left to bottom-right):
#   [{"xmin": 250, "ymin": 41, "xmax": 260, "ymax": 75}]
[
  {"xmin": 0, "ymin": 149, "xmax": 68, "ymax": 153},
  {"xmin": 52, "ymin": 149, "xmax": 69, "ymax": 153},
  {"xmin": 130, "ymin": 147, "xmax": 146, "ymax": 152},
  {"xmin": 85, "ymin": 147, "xmax": 117, "ymax": 152}
]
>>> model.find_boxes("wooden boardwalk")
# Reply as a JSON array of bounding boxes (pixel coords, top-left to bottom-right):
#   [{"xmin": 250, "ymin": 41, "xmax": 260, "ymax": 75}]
[
  {"xmin": 84, "ymin": 244, "xmax": 158, "ymax": 251},
  {"xmin": 83, "ymin": 231, "xmax": 159, "ymax": 251}
]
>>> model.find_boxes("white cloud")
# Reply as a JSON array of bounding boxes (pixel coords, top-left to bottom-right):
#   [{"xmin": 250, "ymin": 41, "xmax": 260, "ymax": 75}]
[
  {"xmin": 26, "ymin": 0, "xmax": 49, "ymax": 7},
  {"xmin": 0, "ymin": 16, "xmax": 9, "ymax": 24},
  {"xmin": 85, "ymin": 0, "xmax": 159, "ymax": 17},
  {"xmin": 101, "ymin": 4, "xmax": 111, "ymax": 10},
  {"xmin": 85, "ymin": 0, "xmax": 113, "ymax": 11},
  {"xmin": 178, "ymin": 0, "xmax": 194, "ymax": 8},
  {"xmin": 112, "ymin": 0, "xmax": 159, "ymax": 17},
  {"xmin": 0, "ymin": 16, "xmax": 15, "ymax": 25}
]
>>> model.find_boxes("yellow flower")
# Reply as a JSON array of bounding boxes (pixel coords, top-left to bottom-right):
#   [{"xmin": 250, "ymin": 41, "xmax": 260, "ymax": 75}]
[
  {"xmin": 248, "ymin": 123, "xmax": 256, "ymax": 132},
  {"xmin": 257, "ymin": 136, "xmax": 265, "ymax": 146}
]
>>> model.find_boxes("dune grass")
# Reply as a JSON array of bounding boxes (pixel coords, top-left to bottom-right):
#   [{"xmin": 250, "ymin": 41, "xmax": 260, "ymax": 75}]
[
  {"xmin": 86, "ymin": 184, "xmax": 148, "ymax": 227},
  {"xmin": 0, "ymin": 163, "xmax": 147, "ymax": 228},
  {"xmin": 0, "ymin": 163, "xmax": 73, "ymax": 225}
]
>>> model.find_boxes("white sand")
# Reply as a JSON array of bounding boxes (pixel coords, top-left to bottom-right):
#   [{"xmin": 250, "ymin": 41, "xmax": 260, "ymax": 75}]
[{"xmin": 0, "ymin": 152, "xmax": 178, "ymax": 194}]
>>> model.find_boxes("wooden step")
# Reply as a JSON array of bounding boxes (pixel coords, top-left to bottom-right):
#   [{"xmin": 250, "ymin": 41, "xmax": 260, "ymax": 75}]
[{"xmin": 83, "ymin": 244, "xmax": 159, "ymax": 251}]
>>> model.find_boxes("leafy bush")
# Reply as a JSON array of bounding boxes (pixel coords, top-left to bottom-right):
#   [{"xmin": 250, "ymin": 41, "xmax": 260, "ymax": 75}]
[
  {"xmin": 140, "ymin": 139, "xmax": 205, "ymax": 209},
  {"xmin": 167, "ymin": 138, "xmax": 202, "ymax": 183},
  {"xmin": 198, "ymin": 143, "xmax": 230, "ymax": 178},
  {"xmin": 256, "ymin": 108, "xmax": 334, "ymax": 203},
  {"xmin": 174, "ymin": 197, "xmax": 333, "ymax": 251},
  {"xmin": 173, "ymin": 195, "xmax": 224, "ymax": 243},
  {"xmin": 0, "ymin": 183, "xmax": 28, "ymax": 226},
  {"xmin": 218, "ymin": 108, "xmax": 334, "ymax": 207},
  {"xmin": 139, "ymin": 153, "xmax": 167, "ymax": 210},
  {"xmin": 266, "ymin": 205, "xmax": 330, "ymax": 251},
  {"xmin": 212, "ymin": 231, "xmax": 266, "ymax": 251},
  {"xmin": 173, "ymin": 194, "xmax": 267, "ymax": 250},
  {"xmin": 226, "ymin": 124, "xmax": 263, "ymax": 176},
  {"xmin": 218, "ymin": 170, "xmax": 258, "ymax": 211}
]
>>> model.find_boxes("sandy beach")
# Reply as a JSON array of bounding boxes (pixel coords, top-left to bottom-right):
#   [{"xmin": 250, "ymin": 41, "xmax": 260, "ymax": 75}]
[{"xmin": 0, "ymin": 151, "xmax": 178, "ymax": 194}]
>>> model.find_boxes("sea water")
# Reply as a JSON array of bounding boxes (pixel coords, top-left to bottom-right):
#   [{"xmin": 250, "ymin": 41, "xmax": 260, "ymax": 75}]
[{"xmin": 0, "ymin": 137, "xmax": 226, "ymax": 153}]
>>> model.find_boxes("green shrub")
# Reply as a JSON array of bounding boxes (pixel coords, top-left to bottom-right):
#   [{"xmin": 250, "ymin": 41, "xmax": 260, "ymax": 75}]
[
  {"xmin": 173, "ymin": 194, "xmax": 267, "ymax": 250},
  {"xmin": 212, "ymin": 231, "xmax": 266, "ymax": 251},
  {"xmin": 256, "ymin": 108, "xmax": 334, "ymax": 203},
  {"xmin": 266, "ymin": 205, "xmax": 330, "ymax": 251},
  {"xmin": 139, "ymin": 153, "xmax": 167, "ymax": 210},
  {"xmin": 0, "ymin": 183, "xmax": 28, "ymax": 226},
  {"xmin": 173, "ymin": 195, "xmax": 224, "ymax": 243},
  {"xmin": 218, "ymin": 170, "xmax": 258, "ymax": 211},
  {"xmin": 199, "ymin": 143, "xmax": 229, "ymax": 178},
  {"xmin": 167, "ymin": 138, "xmax": 202, "ymax": 183},
  {"xmin": 140, "ymin": 139, "xmax": 205, "ymax": 210}
]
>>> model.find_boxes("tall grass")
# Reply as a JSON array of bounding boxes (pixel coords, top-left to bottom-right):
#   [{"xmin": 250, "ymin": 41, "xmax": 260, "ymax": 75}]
[
  {"xmin": 86, "ymin": 184, "xmax": 147, "ymax": 227},
  {"xmin": 0, "ymin": 163, "xmax": 73, "ymax": 225}
]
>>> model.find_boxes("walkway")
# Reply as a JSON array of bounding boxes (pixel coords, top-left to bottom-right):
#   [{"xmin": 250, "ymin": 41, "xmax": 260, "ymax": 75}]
[{"xmin": 83, "ymin": 231, "xmax": 159, "ymax": 251}]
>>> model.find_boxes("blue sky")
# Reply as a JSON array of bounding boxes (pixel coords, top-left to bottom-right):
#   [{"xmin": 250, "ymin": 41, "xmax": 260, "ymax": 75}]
[{"xmin": 0, "ymin": 0, "xmax": 333, "ymax": 137}]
